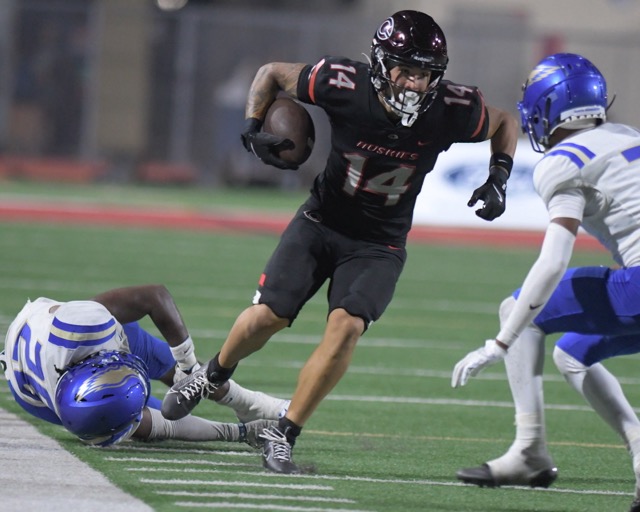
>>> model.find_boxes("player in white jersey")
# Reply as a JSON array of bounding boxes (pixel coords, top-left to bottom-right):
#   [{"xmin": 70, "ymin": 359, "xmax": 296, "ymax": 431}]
[
  {"xmin": 449, "ymin": 53, "xmax": 640, "ymax": 512},
  {"xmin": 1, "ymin": 284, "xmax": 289, "ymax": 446}
]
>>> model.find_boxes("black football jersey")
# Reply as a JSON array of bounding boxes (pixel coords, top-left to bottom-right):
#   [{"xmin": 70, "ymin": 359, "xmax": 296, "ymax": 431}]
[{"xmin": 296, "ymin": 55, "xmax": 490, "ymax": 246}]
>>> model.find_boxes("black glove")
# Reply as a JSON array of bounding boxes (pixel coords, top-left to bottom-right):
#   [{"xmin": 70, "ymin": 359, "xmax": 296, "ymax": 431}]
[
  {"xmin": 467, "ymin": 153, "xmax": 512, "ymax": 221},
  {"xmin": 240, "ymin": 117, "xmax": 298, "ymax": 170}
]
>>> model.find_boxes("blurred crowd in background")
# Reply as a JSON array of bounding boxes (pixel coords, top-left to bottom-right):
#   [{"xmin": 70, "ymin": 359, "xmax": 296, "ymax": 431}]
[{"xmin": 1, "ymin": 0, "xmax": 639, "ymax": 189}]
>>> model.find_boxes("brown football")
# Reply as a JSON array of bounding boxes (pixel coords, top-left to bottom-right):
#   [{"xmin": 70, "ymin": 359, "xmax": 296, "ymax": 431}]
[{"xmin": 262, "ymin": 97, "xmax": 315, "ymax": 167}]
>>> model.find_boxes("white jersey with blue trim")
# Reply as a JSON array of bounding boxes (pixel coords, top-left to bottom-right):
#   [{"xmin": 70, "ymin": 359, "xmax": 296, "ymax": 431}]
[
  {"xmin": 3, "ymin": 297, "xmax": 128, "ymax": 415},
  {"xmin": 533, "ymin": 122, "xmax": 640, "ymax": 267}
]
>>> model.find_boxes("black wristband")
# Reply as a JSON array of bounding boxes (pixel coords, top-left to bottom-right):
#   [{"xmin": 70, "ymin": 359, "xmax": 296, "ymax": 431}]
[
  {"xmin": 243, "ymin": 117, "xmax": 263, "ymax": 133},
  {"xmin": 489, "ymin": 152, "xmax": 513, "ymax": 177},
  {"xmin": 237, "ymin": 422, "xmax": 247, "ymax": 443}
]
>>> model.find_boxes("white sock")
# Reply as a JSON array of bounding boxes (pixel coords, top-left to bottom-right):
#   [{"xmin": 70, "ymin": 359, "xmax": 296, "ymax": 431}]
[
  {"xmin": 487, "ymin": 298, "xmax": 550, "ymax": 475},
  {"xmin": 169, "ymin": 336, "xmax": 198, "ymax": 372},
  {"xmin": 488, "ymin": 412, "xmax": 555, "ymax": 478},
  {"xmin": 146, "ymin": 407, "xmax": 241, "ymax": 442},
  {"xmin": 216, "ymin": 379, "xmax": 290, "ymax": 422},
  {"xmin": 503, "ymin": 323, "xmax": 548, "ymax": 449}
]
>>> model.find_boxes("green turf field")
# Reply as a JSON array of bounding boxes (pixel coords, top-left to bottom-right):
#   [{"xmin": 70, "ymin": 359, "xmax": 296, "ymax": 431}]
[{"xmin": 0, "ymin": 183, "xmax": 637, "ymax": 511}]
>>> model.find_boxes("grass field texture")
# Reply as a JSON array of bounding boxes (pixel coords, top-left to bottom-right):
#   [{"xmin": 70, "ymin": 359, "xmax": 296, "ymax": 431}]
[{"xmin": 0, "ymin": 182, "xmax": 637, "ymax": 512}]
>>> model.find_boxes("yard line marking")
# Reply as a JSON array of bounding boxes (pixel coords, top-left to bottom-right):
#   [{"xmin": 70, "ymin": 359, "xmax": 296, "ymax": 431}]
[
  {"xmin": 142, "ymin": 470, "xmax": 633, "ymax": 498},
  {"xmin": 130, "ymin": 467, "xmax": 260, "ymax": 474},
  {"xmin": 304, "ymin": 429, "xmax": 626, "ymax": 450},
  {"xmin": 323, "ymin": 394, "xmax": 614, "ymax": 413},
  {"xmin": 138, "ymin": 478, "xmax": 332, "ymax": 490},
  {"xmin": 0, "ymin": 277, "xmax": 496, "ymax": 314},
  {"xmin": 156, "ymin": 490, "xmax": 356, "ymax": 503},
  {"xmin": 236, "ymin": 359, "xmax": 640, "ymax": 386},
  {"xmin": 132, "ymin": 468, "xmax": 633, "ymax": 496},
  {"xmin": 107, "ymin": 457, "xmax": 253, "ymax": 467},
  {"xmin": 174, "ymin": 502, "xmax": 373, "ymax": 511},
  {"xmin": 108, "ymin": 445, "xmax": 256, "ymax": 456}
]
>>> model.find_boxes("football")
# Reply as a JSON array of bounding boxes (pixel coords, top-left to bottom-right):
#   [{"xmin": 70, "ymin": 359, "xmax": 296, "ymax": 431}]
[{"xmin": 262, "ymin": 97, "xmax": 315, "ymax": 167}]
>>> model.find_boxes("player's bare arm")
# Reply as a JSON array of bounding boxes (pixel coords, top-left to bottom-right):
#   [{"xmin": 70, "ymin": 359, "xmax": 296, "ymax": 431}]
[
  {"xmin": 245, "ymin": 62, "xmax": 306, "ymax": 120},
  {"xmin": 485, "ymin": 104, "xmax": 518, "ymax": 158},
  {"xmin": 92, "ymin": 284, "xmax": 189, "ymax": 345}
]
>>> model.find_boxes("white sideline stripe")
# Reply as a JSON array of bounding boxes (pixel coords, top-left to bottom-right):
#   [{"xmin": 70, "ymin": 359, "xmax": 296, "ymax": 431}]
[
  {"xmin": 156, "ymin": 490, "xmax": 355, "ymax": 503},
  {"xmin": 174, "ymin": 502, "xmax": 373, "ymax": 512},
  {"xmin": 0, "ymin": 406, "xmax": 152, "ymax": 512},
  {"xmin": 139, "ymin": 478, "xmax": 333, "ymax": 490}
]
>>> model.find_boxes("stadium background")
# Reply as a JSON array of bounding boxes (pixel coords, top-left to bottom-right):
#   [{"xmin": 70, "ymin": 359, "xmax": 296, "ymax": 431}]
[{"xmin": 0, "ymin": 0, "xmax": 639, "ymax": 210}]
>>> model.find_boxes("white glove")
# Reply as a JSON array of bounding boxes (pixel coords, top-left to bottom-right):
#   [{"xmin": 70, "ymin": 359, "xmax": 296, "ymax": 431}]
[{"xmin": 451, "ymin": 339, "xmax": 507, "ymax": 388}]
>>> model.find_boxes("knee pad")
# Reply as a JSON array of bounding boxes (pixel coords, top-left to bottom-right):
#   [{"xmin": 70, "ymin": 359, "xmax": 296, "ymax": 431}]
[{"xmin": 552, "ymin": 345, "xmax": 587, "ymax": 375}]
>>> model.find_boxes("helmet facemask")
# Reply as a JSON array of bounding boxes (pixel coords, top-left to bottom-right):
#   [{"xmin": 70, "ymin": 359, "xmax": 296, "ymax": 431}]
[{"xmin": 371, "ymin": 47, "xmax": 443, "ymax": 127}]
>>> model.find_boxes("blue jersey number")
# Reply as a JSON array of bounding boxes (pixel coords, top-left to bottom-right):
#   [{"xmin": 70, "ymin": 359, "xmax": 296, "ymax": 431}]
[{"xmin": 11, "ymin": 323, "xmax": 53, "ymax": 408}]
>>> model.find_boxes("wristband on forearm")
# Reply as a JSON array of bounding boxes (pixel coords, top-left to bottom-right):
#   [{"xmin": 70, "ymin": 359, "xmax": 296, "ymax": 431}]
[{"xmin": 489, "ymin": 152, "xmax": 513, "ymax": 184}]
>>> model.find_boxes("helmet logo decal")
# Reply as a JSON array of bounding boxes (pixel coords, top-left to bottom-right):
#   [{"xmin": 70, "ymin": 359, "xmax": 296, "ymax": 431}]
[
  {"xmin": 527, "ymin": 64, "xmax": 561, "ymax": 86},
  {"xmin": 75, "ymin": 367, "xmax": 141, "ymax": 399},
  {"xmin": 376, "ymin": 17, "xmax": 394, "ymax": 41}
]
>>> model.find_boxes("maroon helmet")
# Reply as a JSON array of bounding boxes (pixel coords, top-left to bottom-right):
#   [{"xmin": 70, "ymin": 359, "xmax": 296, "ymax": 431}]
[{"xmin": 370, "ymin": 11, "xmax": 449, "ymax": 126}]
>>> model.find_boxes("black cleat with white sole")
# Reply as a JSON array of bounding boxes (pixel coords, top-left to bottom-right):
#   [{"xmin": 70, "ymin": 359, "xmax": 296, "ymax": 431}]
[
  {"xmin": 260, "ymin": 425, "xmax": 300, "ymax": 474},
  {"xmin": 456, "ymin": 463, "xmax": 558, "ymax": 488}
]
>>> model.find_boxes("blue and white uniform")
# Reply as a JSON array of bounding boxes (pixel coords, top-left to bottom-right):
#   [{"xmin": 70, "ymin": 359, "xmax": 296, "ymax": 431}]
[
  {"xmin": 3, "ymin": 298, "xmax": 174, "ymax": 424},
  {"xmin": 505, "ymin": 123, "xmax": 640, "ymax": 363}
]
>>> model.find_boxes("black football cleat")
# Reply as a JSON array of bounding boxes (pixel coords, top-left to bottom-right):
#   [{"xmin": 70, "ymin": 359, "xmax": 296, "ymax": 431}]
[
  {"xmin": 630, "ymin": 499, "xmax": 640, "ymax": 512},
  {"xmin": 260, "ymin": 425, "xmax": 300, "ymax": 474},
  {"xmin": 241, "ymin": 419, "xmax": 278, "ymax": 449},
  {"xmin": 161, "ymin": 364, "xmax": 215, "ymax": 420},
  {"xmin": 456, "ymin": 463, "xmax": 558, "ymax": 488}
]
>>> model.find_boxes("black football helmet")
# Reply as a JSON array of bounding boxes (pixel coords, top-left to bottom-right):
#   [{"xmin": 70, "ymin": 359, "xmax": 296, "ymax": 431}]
[{"xmin": 371, "ymin": 10, "xmax": 448, "ymax": 126}]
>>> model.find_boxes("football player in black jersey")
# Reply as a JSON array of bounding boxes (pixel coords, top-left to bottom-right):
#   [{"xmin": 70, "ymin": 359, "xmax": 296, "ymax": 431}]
[{"xmin": 162, "ymin": 10, "xmax": 519, "ymax": 474}]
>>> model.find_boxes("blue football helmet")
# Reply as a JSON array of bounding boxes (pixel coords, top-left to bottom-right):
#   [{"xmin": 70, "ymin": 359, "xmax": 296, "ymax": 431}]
[
  {"xmin": 54, "ymin": 351, "xmax": 150, "ymax": 446},
  {"xmin": 517, "ymin": 53, "xmax": 607, "ymax": 153}
]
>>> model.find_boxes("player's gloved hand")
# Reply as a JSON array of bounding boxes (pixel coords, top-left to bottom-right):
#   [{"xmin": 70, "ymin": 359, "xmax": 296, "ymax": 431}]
[
  {"xmin": 468, "ymin": 153, "xmax": 512, "ymax": 221},
  {"xmin": 451, "ymin": 339, "xmax": 507, "ymax": 388},
  {"xmin": 241, "ymin": 117, "xmax": 298, "ymax": 170}
]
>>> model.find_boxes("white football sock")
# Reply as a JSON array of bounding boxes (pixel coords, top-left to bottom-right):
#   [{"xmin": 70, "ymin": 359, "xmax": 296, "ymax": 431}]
[
  {"xmin": 216, "ymin": 379, "xmax": 290, "ymax": 422},
  {"xmin": 169, "ymin": 336, "xmax": 198, "ymax": 372},
  {"xmin": 488, "ymin": 297, "xmax": 551, "ymax": 474},
  {"xmin": 146, "ymin": 407, "xmax": 241, "ymax": 442}
]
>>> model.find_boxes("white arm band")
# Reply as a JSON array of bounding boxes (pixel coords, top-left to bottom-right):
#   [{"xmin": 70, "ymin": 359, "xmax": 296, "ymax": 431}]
[{"xmin": 497, "ymin": 222, "xmax": 577, "ymax": 346}]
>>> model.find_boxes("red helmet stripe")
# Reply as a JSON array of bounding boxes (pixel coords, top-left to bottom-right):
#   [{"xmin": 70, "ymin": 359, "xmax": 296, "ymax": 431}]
[{"xmin": 307, "ymin": 58, "xmax": 325, "ymax": 104}]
